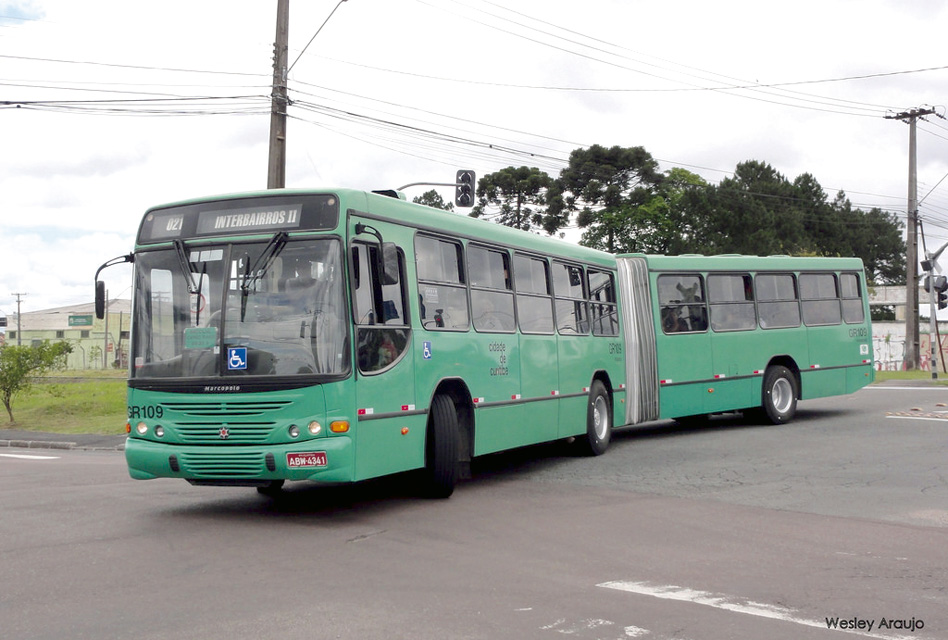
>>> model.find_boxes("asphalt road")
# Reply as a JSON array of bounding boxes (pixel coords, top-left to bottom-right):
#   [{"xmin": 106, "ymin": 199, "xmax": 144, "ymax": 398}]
[{"xmin": 1, "ymin": 385, "xmax": 946, "ymax": 640}]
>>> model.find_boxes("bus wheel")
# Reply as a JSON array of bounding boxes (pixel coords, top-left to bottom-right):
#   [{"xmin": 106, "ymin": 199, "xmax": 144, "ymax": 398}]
[
  {"xmin": 761, "ymin": 365, "xmax": 797, "ymax": 424},
  {"xmin": 423, "ymin": 395, "xmax": 459, "ymax": 498},
  {"xmin": 579, "ymin": 381, "xmax": 612, "ymax": 456}
]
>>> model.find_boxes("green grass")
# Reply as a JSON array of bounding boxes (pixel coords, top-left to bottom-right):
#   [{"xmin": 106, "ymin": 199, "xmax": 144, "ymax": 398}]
[
  {"xmin": 874, "ymin": 369, "xmax": 948, "ymax": 384},
  {"xmin": 3, "ymin": 372, "xmax": 127, "ymax": 435}
]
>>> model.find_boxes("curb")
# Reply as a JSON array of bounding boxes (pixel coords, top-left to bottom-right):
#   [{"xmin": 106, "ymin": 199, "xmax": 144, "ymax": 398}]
[{"xmin": 0, "ymin": 439, "xmax": 124, "ymax": 452}]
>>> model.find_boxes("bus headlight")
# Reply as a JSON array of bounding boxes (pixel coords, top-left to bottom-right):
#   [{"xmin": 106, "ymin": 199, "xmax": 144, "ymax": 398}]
[
  {"xmin": 136, "ymin": 422, "xmax": 148, "ymax": 435},
  {"xmin": 288, "ymin": 425, "xmax": 300, "ymax": 438},
  {"xmin": 154, "ymin": 426, "xmax": 165, "ymax": 438},
  {"xmin": 308, "ymin": 421, "xmax": 322, "ymax": 436}
]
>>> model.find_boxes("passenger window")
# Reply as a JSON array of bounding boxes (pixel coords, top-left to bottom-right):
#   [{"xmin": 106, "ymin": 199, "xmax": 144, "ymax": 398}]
[
  {"xmin": 708, "ymin": 274, "xmax": 756, "ymax": 332},
  {"xmin": 351, "ymin": 242, "xmax": 409, "ymax": 374},
  {"xmin": 588, "ymin": 269, "xmax": 619, "ymax": 336},
  {"xmin": 514, "ymin": 254, "xmax": 554, "ymax": 334},
  {"xmin": 800, "ymin": 273, "xmax": 841, "ymax": 326},
  {"xmin": 469, "ymin": 245, "xmax": 515, "ymax": 333},
  {"xmin": 553, "ymin": 262, "xmax": 588, "ymax": 334},
  {"xmin": 756, "ymin": 273, "xmax": 801, "ymax": 329},
  {"xmin": 415, "ymin": 235, "xmax": 469, "ymax": 331},
  {"xmin": 657, "ymin": 274, "xmax": 708, "ymax": 333},
  {"xmin": 840, "ymin": 273, "xmax": 865, "ymax": 324}
]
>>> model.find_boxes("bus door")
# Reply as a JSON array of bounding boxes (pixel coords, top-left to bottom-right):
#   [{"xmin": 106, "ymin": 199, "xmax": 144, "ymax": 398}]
[
  {"xmin": 654, "ymin": 273, "xmax": 714, "ymax": 418},
  {"xmin": 349, "ymin": 217, "xmax": 420, "ymax": 480}
]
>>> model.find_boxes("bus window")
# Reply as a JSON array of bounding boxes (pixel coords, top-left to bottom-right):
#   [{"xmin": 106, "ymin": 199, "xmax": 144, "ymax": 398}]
[
  {"xmin": 800, "ymin": 273, "xmax": 841, "ymax": 326},
  {"xmin": 352, "ymin": 243, "xmax": 409, "ymax": 373},
  {"xmin": 513, "ymin": 254, "xmax": 554, "ymax": 334},
  {"xmin": 708, "ymin": 274, "xmax": 756, "ymax": 332},
  {"xmin": 469, "ymin": 245, "xmax": 515, "ymax": 333},
  {"xmin": 756, "ymin": 273, "xmax": 800, "ymax": 329},
  {"xmin": 840, "ymin": 273, "xmax": 865, "ymax": 324},
  {"xmin": 588, "ymin": 269, "xmax": 619, "ymax": 336},
  {"xmin": 415, "ymin": 235, "xmax": 469, "ymax": 331},
  {"xmin": 657, "ymin": 274, "xmax": 708, "ymax": 333},
  {"xmin": 553, "ymin": 262, "xmax": 588, "ymax": 334}
]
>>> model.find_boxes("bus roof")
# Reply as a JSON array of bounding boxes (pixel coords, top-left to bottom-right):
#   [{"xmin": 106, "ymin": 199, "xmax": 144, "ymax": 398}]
[{"xmin": 620, "ymin": 253, "xmax": 866, "ymax": 272}]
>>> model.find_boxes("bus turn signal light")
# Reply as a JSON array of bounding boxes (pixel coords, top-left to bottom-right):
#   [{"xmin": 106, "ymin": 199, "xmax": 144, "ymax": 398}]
[{"xmin": 330, "ymin": 420, "xmax": 350, "ymax": 433}]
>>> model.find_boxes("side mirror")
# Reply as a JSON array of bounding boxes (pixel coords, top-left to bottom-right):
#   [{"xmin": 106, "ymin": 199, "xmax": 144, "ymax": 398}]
[
  {"xmin": 95, "ymin": 281, "xmax": 106, "ymax": 319},
  {"xmin": 381, "ymin": 242, "xmax": 399, "ymax": 286}
]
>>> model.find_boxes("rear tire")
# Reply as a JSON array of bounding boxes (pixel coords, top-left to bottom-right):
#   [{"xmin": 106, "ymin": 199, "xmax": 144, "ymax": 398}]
[
  {"xmin": 760, "ymin": 365, "xmax": 797, "ymax": 424},
  {"xmin": 577, "ymin": 381, "xmax": 611, "ymax": 456},
  {"xmin": 423, "ymin": 395, "xmax": 459, "ymax": 498}
]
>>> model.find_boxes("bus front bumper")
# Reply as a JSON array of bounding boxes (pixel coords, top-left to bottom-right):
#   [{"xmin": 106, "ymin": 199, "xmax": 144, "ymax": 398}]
[{"xmin": 125, "ymin": 436, "xmax": 354, "ymax": 485}]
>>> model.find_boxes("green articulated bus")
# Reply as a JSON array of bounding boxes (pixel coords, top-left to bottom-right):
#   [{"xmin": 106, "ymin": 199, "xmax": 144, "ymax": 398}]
[{"xmin": 95, "ymin": 188, "xmax": 874, "ymax": 498}]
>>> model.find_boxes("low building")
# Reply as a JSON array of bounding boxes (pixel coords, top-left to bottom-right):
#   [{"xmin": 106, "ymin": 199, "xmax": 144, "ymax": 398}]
[{"xmin": 4, "ymin": 300, "xmax": 131, "ymax": 370}]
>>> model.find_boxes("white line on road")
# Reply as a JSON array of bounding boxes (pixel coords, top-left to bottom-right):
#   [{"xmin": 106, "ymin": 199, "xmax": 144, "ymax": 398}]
[
  {"xmin": 885, "ymin": 415, "xmax": 948, "ymax": 423},
  {"xmin": 0, "ymin": 453, "xmax": 61, "ymax": 460},
  {"xmin": 597, "ymin": 581, "xmax": 923, "ymax": 640}
]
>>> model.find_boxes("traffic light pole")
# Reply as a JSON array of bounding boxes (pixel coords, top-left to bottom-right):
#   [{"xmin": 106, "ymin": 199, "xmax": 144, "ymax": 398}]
[
  {"xmin": 928, "ymin": 262, "xmax": 938, "ymax": 379},
  {"xmin": 921, "ymin": 233, "xmax": 948, "ymax": 379},
  {"xmin": 397, "ymin": 170, "xmax": 476, "ymax": 208}
]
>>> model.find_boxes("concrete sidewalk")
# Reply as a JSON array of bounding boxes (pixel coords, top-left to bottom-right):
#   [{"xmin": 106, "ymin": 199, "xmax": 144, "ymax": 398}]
[{"xmin": 0, "ymin": 429, "xmax": 126, "ymax": 451}]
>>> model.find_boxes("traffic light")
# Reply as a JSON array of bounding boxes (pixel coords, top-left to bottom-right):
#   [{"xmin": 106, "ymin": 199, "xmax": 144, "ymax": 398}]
[
  {"xmin": 924, "ymin": 274, "xmax": 948, "ymax": 309},
  {"xmin": 455, "ymin": 170, "xmax": 475, "ymax": 208}
]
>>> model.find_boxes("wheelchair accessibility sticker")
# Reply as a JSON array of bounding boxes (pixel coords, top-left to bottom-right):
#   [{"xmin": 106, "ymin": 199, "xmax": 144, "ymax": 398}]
[
  {"xmin": 423, "ymin": 341, "xmax": 432, "ymax": 360},
  {"xmin": 227, "ymin": 347, "xmax": 248, "ymax": 370}
]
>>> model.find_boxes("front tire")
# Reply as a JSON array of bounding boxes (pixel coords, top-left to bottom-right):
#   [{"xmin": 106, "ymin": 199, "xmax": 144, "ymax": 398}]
[
  {"xmin": 578, "ymin": 381, "xmax": 612, "ymax": 456},
  {"xmin": 760, "ymin": 365, "xmax": 797, "ymax": 424},
  {"xmin": 423, "ymin": 394, "xmax": 459, "ymax": 498}
]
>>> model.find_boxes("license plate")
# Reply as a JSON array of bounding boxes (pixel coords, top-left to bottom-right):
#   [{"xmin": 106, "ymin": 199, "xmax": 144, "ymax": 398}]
[{"xmin": 286, "ymin": 452, "xmax": 328, "ymax": 468}]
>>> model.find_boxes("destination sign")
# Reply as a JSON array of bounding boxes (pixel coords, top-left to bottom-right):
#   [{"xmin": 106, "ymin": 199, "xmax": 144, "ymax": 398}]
[
  {"xmin": 196, "ymin": 205, "xmax": 302, "ymax": 235},
  {"xmin": 137, "ymin": 194, "xmax": 339, "ymax": 244}
]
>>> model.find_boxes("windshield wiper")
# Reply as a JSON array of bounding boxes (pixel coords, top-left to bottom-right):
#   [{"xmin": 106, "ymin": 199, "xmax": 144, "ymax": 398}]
[
  {"xmin": 173, "ymin": 239, "xmax": 198, "ymax": 294},
  {"xmin": 240, "ymin": 231, "xmax": 289, "ymax": 322},
  {"xmin": 240, "ymin": 231, "xmax": 288, "ymax": 294}
]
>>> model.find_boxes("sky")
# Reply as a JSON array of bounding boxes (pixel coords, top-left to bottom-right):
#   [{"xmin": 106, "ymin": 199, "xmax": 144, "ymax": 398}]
[{"xmin": 2, "ymin": 0, "xmax": 948, "ymax": 322}]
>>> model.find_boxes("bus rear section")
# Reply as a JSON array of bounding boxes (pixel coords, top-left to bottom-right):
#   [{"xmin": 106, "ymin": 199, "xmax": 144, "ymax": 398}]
[{"xmin": 615, "ymin": 254, "xmax": 874, "ymax": 426}]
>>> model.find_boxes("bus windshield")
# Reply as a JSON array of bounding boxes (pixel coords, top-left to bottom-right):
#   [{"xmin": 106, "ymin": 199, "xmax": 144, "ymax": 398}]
[{"xmin": 131, "ymin": 237, "xmax": 349, "ymax": 379}]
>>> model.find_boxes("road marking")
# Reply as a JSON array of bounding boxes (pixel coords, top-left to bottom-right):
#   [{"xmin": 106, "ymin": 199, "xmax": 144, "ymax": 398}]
[
  {"xmin": 597, "ymin": 581, "xmax": 921, "ymax": 640},
  {"xmin": 0, "ymin": 453, "xmax": 60, "ymax": 460},
  {"xmin": 885, "ymin": 415, "xmax": 948, "ymax": 422}
]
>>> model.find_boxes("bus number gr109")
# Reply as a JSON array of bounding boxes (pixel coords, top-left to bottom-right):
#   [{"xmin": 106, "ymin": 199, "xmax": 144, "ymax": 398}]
[
  {"xmin": 849, "ymin": 327, "xmax": 869, "ymax": 338},
  {"xmin": 129, "ymin": 405, "xmax": 164, "ymax": 420}
]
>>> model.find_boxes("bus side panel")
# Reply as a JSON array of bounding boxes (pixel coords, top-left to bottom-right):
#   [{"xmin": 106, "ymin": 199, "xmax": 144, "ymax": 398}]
[
  {"xmin": 468, "ymin": 334, "xmax": 532, "ymax": 456},
  {"xmin": 556, "ymin": 335, "xmax": 591, "ymax": 438},
  {"xmin": 514, "ymin": 333, "xmax": 559, "ymax": 449},
  {"xmin": 655, "ymin": 332, "xmax": 713, "ymax": 418}
]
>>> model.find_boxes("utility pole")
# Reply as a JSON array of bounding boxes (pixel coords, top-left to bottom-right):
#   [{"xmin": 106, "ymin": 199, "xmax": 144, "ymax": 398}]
[
  {"xmin": 11, "ymin": 292, "xmax": 26, "ymax": 346},
  {"xmin": 886, "ymin": 107, "xmax": 935, "ymax": 370},
  {"xmin": 266, "ymin": 0, "xmax": 348, "ymax": 189},
  {"xmin": 267, "ymin": 0, "xmax": 290, "ymax": 189}
]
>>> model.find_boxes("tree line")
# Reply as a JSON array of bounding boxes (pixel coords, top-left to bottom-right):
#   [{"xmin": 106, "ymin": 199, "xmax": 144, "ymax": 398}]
[{"xmin": 415, "ymin": 144, "xmax": 905, "ymax": 286}]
